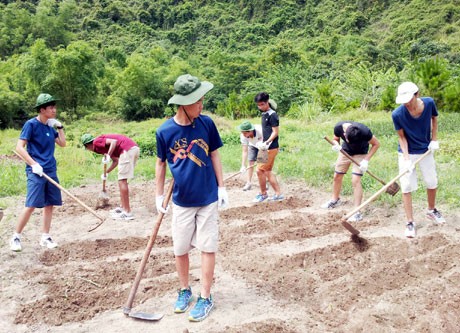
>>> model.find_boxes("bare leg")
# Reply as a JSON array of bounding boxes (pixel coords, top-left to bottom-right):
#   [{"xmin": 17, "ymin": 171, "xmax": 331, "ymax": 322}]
[
  {"xmin": 200, "ymin": 252, "xmax": 215, "ymax": 298},
  {"xmin": 351, "ymin": 175, "xmax": 363, "ymax": 207},
  {"xmin": 15, "ymin": 207, "xmax": 35, "ymax": 233},
  {"xmin": 402, "ymin": 192, "xmax": 414, "ymax": 222},
  {"xmin": 118, "ymin": 179, "xmax": 130, "ymax": 212},
  {"xmin": 42, "ymin": 205, "xmax": 54, "ymax": 233},
  {"xmin": 247, "ymin": 161, "xmax": 255, "ymax": 183},
  {"xmin": 427, "ymin": 188, "xmax": 437, "ymax": 210},
  {"xmin": 256, "ymin": 169, "xmax": 267, "ymax": 195},
  {"xmin": 176, "ymin": 253, "xmax": 190, "ymax": 290},
  {"xmin": 266, "ymin": 171, "xmax": 281, "ymax": 195},
  {"xmin": 332, "ymin": 173, "xmax": 345, "ymax": 200}
]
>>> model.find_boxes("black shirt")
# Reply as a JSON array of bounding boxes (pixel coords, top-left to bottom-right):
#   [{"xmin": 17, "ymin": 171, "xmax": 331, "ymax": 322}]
[{"xmin": 334, "ymin": 121, "xmax": 373, "ymax": 155}]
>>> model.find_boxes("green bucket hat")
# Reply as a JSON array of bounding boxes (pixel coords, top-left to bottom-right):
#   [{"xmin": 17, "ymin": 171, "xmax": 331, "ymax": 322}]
[
  {"xmin": 35, "ymin": 93, "xmax": 58, "ymax": 109},
  {"xmin": 168, "ymin": 74, "xmax": 214, "ymax": 106},
  {"xmin": 81, "ymin": 133, "xmax": 95, "ymax": 146},
  {"xmin": 237, "ymin": 121, "xmax": 255, "ymax": 132}
]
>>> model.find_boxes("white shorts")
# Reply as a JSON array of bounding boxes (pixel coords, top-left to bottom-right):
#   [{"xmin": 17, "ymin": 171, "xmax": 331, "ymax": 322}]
[
  {"xmin": 118, "ymin": 146, "xmax": 140, "ymax": 180},
  {"xmin": 171, "ymin": 202, "xmax": 219, "ymax": 256},
  {"xmin": 398, "ymin": 152, "xmax": 438, "ymax": 193}
]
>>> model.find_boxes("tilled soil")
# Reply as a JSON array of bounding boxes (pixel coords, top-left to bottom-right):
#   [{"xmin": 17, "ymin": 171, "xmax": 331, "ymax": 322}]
[{"xmin": 1, "ymin": 176, "xmax": 459, "ymax": 333}]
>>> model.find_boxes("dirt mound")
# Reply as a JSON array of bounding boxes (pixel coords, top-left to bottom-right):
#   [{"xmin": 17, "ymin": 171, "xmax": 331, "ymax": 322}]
[{"xmin": 1, "ymin": 179, "xmax": 459, "ymax": 332}]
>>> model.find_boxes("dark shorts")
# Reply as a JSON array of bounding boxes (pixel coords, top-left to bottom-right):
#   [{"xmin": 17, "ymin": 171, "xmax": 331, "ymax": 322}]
[
  {"xmin": 25, "ymin": 171, "xmax": 62, "ymax": 208},
  {"xmin": 248, "ymin": 145, "xmax": 258, "ymax": 162}
]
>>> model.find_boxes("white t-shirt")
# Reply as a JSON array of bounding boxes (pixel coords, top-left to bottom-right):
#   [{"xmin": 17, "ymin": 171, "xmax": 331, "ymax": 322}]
[{"xmin": 240, "ymin": 124, "xmax": 263, "ymax": 147}]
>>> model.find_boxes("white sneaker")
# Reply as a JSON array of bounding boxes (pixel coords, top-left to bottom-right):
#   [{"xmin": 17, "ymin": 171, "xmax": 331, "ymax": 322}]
[
  {"xmin": 40, "ymin": 237, "xmax": 58, "ymax": 249},
  {"xmin": 10, "ymin": 237, "xmax": 22, "ymax": 252},
  {"xmin": 321, "ymin": 198, "xmax": 342, "ymax": 209},
  {"xmin": 111, "ymin": 210, "xmax": 134, "ymax": 221},
  {"xmin": 404, "ymin": 222, "xmax": 416, "ymax": 238},
  {"xmin": 110, "ymin": 207, "xmax": 123, "ymax": 214},
  {"xmin": 347, "ymin": 212, "xmax": 363, "ymax": 222},
  {"xmin": 426, "ymin": 208, "xmax": 446, "ymax": 224},
  {"xmin": 242, "ymin": 183, "xmax": 252, "ymax": 191}
]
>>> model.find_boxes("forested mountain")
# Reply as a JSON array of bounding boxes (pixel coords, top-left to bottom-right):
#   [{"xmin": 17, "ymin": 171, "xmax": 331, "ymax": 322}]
[{"xmin": 1, "ymin": 0, "xmax": 459, "ymax": 128}]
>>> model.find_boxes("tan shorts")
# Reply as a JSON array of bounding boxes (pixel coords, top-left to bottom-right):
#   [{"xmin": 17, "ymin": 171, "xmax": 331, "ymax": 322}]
[
  {"xmin": 335, "ymin": 153, "xmax": 366, "ymax": 175},
  {"xmin": 118, "ymin": 146, "xmax": 140, "ymax": 180},
  {"xmin": 171, "ymin": 202, "xmax": 219, "ymax": 256},
  {"xmin": 257, "ymin": 148, "xmax": 279, "ymax": 172},
  {"xmin": 398, "ymin": 152, "xmax": 437, "ymax": 193}
]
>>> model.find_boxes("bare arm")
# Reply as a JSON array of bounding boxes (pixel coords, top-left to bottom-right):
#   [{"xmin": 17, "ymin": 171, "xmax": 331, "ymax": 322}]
[
  {"xmin": 333, "ymin": 134, "xmax": 341, "ymax": 145},
  {"xmin": 241, "ymin": 145, "xmax": 249, "ymax": 168},
  {"xmin": 431, "ymin": 116, "xmax": 438, "ymax": 141},
  {"xmin": 210, "ymin": 149, "xmax": 224, "ymax": 187},
  {"xmin": 55, "ymin": 128, "xmax": 66, "ymax": 147},
  {"xmin": 396, "ymin": 129, "xmax": 410, "ymax": 160},
  {"xmin": 364, "ymin": 136, "xmax": 380, "ymax": 161},
  {"xmin": 15, "ymin": 139, "xmax": 36, "ymax": 166},
  {"xmin": 104, "ymin": 138, "xmax": 119, "ymax": 173},
  {"xmin": 266, "ymin": 126, "xmax": 279, "ymax": 144},
  {"xmin": 155, "ymin": 157, "xmax": 167, "ymax": 196}
]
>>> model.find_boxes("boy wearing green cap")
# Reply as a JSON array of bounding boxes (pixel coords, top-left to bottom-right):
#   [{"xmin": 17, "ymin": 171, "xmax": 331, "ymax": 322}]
[
  {"xmin": 155, "ymin": 74, "xmax": 228, "ymax": 322},
  {"xmin": 10, "ymin": 93, "xmax": 66, "ymax": 252},
  {"xmin": 81, "ymin": 133, "xmax": 140, "ymax": 220},
  {"xmin": 238, "ymin": 120, "xmax": 264, "ymax": 191}
]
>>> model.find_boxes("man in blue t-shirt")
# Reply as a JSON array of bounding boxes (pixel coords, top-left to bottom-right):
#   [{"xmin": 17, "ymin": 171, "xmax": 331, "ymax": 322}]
[
  {"xmin": 155, "ymin": 74, "xmax": 228, "ymax": 322},
  {"xmin": 321, "ymin": 121, "xmax": 380, "ymax": 223},
  {"xmin": 392, "ymin": 81, "xmax": 446, "ymax": 239},
  {"xmin": 10, "ymin": 93, "xmax": 66, "ymax": 252}
]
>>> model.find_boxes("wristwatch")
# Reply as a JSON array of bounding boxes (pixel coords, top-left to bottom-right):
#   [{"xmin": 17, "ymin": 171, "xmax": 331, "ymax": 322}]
[{"xmin": 57, "ymin": 125, "xmax": 64, "ymax": 129}]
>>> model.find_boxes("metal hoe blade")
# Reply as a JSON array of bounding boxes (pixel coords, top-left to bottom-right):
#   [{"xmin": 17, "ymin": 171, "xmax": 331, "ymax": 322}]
[{"xmin": 126, "ymin": 310, "xmax": 164, "ymax": 321}]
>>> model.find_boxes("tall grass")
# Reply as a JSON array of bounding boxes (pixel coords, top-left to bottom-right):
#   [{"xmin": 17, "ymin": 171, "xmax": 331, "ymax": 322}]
[{"xmin": 1, "ymin": 110, "xmax": 459, "ymax": 210}]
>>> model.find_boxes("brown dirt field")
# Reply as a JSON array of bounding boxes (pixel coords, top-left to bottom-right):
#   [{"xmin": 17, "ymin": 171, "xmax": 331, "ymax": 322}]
[{"xmin": 1, "ymin": 175, "xmax": 459, "ymax": 333}]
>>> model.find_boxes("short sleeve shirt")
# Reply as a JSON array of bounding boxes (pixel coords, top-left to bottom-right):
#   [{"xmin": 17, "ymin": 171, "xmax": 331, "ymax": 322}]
[
  {"xmin": 334, "ymin": 121, "xmax": 373, "ymax": 155},
  {"xmin": 19, "ymin": 118, "xmax": 58, "ymax": 173},
  {"xmin": 156, "ymin": 115, "xmax": 223, "ymax": 207},
  {"xmin": 392, "ymin": 97, "xmax": 438, "ymax": 154},
  {"xmin": 261, "ymin": 109, "xmax": 279, "ymax": 149},
  {"xmin": 240, "ymin": 125, "xmax": 263, "ymax": 147},
  {"xmin": 93, "ymin": 134, "xmax": 138, "ymax": 157}
]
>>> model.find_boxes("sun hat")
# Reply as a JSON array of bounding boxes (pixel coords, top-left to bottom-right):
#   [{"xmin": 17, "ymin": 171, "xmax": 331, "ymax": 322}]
[
  {"xmin": 81, "ymin": 133, "xmax": 95, "ymax": 146},
  {"xmin": 237, "ymin": 121, "xmax": 255, "ymax": 132},
  {"xmin": 167, "ymin": 74, "xmax": 214, "ymax": 106},
  {"xmin": 35, "ymin": 93, "xmax": 58, "ymax": 109},
  {"xmin": 395, "ymin": 82, "xmax": 419, "ymax": 104},
  {"xmin": 268, "ymin": 99, "xmax": 277, "ymax": 111}
]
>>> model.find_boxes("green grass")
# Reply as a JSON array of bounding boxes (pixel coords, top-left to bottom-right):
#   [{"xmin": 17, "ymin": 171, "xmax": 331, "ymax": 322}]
[{"xmin": 1, "ymin": 110, "xmax": 459, "ymax": 211}]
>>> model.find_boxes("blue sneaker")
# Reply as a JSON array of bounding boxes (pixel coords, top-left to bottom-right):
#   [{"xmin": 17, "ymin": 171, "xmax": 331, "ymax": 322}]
[
  {"xmin": 188, "ymin": 295, "xmax": 214, "ymax": 322},
  {"xmin": 252, "ymin": 193, "xmax": 268, "ymax": 203},
  {"xmin": 269, "ymin": 194, "xmax": 284, "ymax": 201},
  {"xmin": 174, "ymin": 287, "xmax": 193, "ymax": 313}
]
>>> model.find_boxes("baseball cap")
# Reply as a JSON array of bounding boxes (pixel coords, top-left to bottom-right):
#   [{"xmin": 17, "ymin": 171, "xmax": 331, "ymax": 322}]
[{"xmin": 395, "ymin": 82, "xmax": 419, "ymax": 104}]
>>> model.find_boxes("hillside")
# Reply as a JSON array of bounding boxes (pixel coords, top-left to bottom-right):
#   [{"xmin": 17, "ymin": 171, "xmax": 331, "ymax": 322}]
[{"xmin": 1, "ymin": 0, "xmax": 459, "ymax": 128}]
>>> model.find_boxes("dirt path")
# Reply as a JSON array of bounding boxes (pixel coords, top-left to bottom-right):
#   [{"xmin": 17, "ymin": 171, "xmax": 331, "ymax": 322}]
[{"xmin": 1, "ymin": 176, "xmax": 459, "ymax": 333}]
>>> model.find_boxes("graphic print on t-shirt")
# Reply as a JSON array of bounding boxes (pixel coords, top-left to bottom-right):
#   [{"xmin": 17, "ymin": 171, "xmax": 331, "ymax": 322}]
[{"xmin": 170, "ymin": 137, "xmax": 209, "ymax": 167}]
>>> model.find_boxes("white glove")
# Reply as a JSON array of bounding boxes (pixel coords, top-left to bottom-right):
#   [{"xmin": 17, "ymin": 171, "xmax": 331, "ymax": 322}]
[
  {"xmin": 46, "ymin": 118, "xmax": 62, "ymax": 128},
  {"xmin": 256, "ymin": 141, "xmax": 269, "ymax": 151},
  {"xmin": 359, "ymin": 159, "xmax": 369, "ymax": 173},
  {"xmin": 240, "ymin": 166, "xmax": 246, "ymax": 173},
  {"xmin": 102, "ymin": 154, "xmax": 111, "ymax": 164},
  {"xmin": 156, "ymin": 195, "xmax": 169, "ymax": 214},
  {"xmin": 31, "ymin": 163, "xmax": 43, "ymax": 177},
  {"xmin": 218, "ymin": 187, "xmax": 229, "ymax": 209},
  {"xmin": 403, "ymin": 159, "xmax": 414, "ymax": 173},
  {"xmin": 331, "ymin": 144, "xmax": 342, "ymax": 152},
  {"xmin": 428, "ymin": 140, "xmax": 439, "ymax": 151},
  {"xmin": 101, "ymin": 173, "xmax": 107, "ymax": 181}
]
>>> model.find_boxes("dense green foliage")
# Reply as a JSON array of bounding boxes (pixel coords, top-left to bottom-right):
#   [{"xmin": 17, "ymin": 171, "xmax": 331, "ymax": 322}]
[{"xmin": 1, "ymin": 0, "xmax": 460, "ymax": 128}]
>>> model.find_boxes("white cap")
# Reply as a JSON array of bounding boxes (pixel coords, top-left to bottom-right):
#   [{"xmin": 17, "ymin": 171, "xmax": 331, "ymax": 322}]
[{"xmin": 395, "ymin": 82, "xmax": 419, "ymax": 104}]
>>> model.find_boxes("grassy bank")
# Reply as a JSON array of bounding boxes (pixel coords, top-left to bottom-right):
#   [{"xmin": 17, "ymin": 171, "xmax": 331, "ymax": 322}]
[{"xmin": 1, "ymin": 110, "xmax": 459, "ymax": 210}]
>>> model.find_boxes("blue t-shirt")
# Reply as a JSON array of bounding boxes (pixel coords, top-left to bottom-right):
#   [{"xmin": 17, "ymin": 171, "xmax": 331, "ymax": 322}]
[
  {"xmin": 19, "ymin": 118, "xmax": 58, "ymax": 173},
  {"xmin": 156, "ymin": 115, "xmax": 223, "ymax": 207},
  {"xmin": 392, "ymin": 97, "xmax": 438, "ymax": 154},
  {"xmin": 261, "ymin": 108, "xmax": 279, "ymax": 149}
]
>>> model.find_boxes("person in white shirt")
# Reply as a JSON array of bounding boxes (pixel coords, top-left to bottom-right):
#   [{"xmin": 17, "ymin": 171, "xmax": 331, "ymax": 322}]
[{"xmin": 238, "ymin": 121, "xmax": 264, "ymax": 191}]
